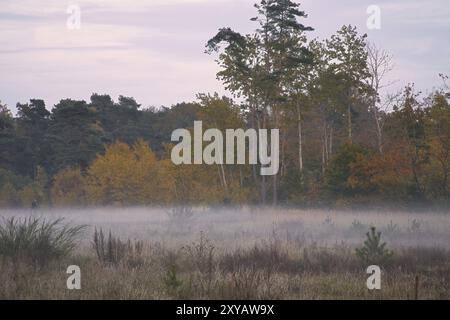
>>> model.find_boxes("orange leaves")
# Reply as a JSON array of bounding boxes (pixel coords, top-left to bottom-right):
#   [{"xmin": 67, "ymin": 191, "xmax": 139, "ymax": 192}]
[{"xmin": 348, "ymin": 148, "xmax": 412, "ymax": 198}]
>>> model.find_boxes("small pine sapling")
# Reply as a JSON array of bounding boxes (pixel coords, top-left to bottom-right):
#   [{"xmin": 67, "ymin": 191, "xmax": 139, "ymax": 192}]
[{"xmin": 356, "ymin": 226, "xmax": 393, "ymax": 265}]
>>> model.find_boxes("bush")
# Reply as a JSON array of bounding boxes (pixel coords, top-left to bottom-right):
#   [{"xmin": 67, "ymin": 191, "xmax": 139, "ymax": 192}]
[
  {"xmin": 0, "ymin": 217, "xmax": 85, "ymax": 269},
  {"xmin": 325, "ymin": 142, "xmax": 369, "ymax": 196},
  {"xmin": 356, "ymin": 227, "xmax": 393, "ymax": 266}
]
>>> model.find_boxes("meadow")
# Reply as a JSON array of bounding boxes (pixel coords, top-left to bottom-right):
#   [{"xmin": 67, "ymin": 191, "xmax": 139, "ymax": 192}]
[{"xmin": 0, "ymin": 207, "xmax": 449, "ymax": 300}]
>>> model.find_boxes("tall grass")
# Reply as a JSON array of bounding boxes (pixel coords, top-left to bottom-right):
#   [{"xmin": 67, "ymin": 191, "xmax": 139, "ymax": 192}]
[
  {"xmin": 93, "ymin": 228, "xmax": 144, "ymax": 267},
  {"xmin": 0, "ymin": 217, "xmax": 85, "ymax": 269}
]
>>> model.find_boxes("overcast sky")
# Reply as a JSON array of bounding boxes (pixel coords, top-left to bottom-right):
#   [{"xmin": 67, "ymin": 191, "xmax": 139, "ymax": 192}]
[{"xmin": 1, "ymin": 0, "xmax": 449, "ymax": 112}]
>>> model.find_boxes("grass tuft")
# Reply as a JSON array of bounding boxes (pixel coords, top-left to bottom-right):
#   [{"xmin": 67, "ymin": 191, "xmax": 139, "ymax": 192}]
[{"xmin": 0, "ymin": 217, "xmax": 85, "ymax": 269}]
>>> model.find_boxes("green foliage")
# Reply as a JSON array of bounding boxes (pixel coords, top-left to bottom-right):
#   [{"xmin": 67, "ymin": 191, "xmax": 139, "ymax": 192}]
[
  {"xmin": 0, "ymin": 217, "xmax": 85, "ymax": 269},
  {"xmin": 325, "ymin": 142, "xmax": 368, "ymax": 196},
  {"xmin": 47, "ymin": 99, "xmax": 106, "ymax": 173},
  {"xmin": 0, "ymin": 169, "xmax": 32, "ymax": 207},
  {"xmin": 0, "ymin": 2, "xmax": 449, "ymax": 208},
  {"xmin": 356, "ymin": 227, "xmax": 393, "ymax": 265},
  {"xmin": 279, "ymin": 168, "xmax": 310, "ymax": 204},
  {"xmin": 14, "ymin": 100, "xmax": 51, "ymax": 177},
  {"xmin": 0, "ymin": 103, "xmax": 20, "ymax": 174}
]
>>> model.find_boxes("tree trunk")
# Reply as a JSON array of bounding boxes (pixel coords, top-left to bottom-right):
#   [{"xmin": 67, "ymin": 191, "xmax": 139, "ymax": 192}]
[
  {"xmin": 280, "ymin": 130, "xmax": 286, "ymax": 177},
  {"xmin": 329, "ymin": 125, "xmax": 334, "ymax": 156},
  {"xmin": 272, "ymin": 107, "xmax": 279, "ymax": 206},
  {"xmin": 322, "ymin": 123, "xmax": 327, "ymax": 176},
  {"xmin": 325, "ymin": 125, "xmax": 329, "ymax": 163},
  {"xmin": 372, "ymin": 98, "xmax": 384, "ymax": 154},
  {"xmin": 322, "ymin": 140, "xmax": 326, "ymax": 176},
  {"xmin": 272, "ymin": 174, "xmax": 277, "ymax": 206},
  {"xmin": 260, "ymin": 111, "xmax": 267, "ymax": 205},
  {"xmin": 248, "ymin": 96, "xmax": 261, "ymax": 201},
  {"xmin": 347, "ymin": 104, "xmax": 353, "ymax": 142},
  {"xmin": 296, "ymin": 104, "xmax": 304, "ymax": 172}
]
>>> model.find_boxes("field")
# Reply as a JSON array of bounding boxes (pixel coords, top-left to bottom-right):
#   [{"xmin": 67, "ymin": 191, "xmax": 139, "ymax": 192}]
[{"xmin": 0, "ymin": 207, "xmax": 449, "ymax": 300}]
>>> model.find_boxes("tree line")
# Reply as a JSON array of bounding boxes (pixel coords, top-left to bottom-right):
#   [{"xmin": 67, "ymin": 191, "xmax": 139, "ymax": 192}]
[{"xmin": 1, "ymin": 0, "xmax": 449, "ymax": 208}]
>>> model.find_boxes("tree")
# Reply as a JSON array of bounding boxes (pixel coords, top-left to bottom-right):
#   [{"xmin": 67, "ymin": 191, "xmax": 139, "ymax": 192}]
[
  {"xmin": 0, "ymin": 102, "xmax": 13, "ymax": 130},
  {"xmin": 0, "ymin": 103, "xmax": 18, "ymax": 173},
  {"xmin": 307, "ymin": 39, "xmax": 347, "ymax": 174},
  {"xmin": 424, "ymin": 93, "xmax": 450, "ymax": 199},
  {"xmin": 325, "ymin": 141, "xmax": 368, "ymax": 197},
  {"xmin": 347, "ymin": 148, "xmax": 411, "ymax": 200},
  {"xmin": 0, "ymin": 168, "xmax": 29, "ymax": 207},
  {"xmin": 85, "ymin": 140, "xmax": 174, "ymax": 205},
  {"xmin": 207, "ymin": 0, "xmax": 313, "ymax": 205},
  {"xmin": 150, "ymin": 102, "xmax": 200, "ymax": 155},
  {"xmin": 388, "ymin": 85, "xmax": 429, "ymax": 199},
  {"xmin": 367, "ymin": 43, "xmax": 395, "ymax": 154},
  {"xmin": 15, "ymin": 99, "xmax": 51, "ymax": 177},
  {"xmin": 90, "ymin": 94, "xmax": 143, "ymax": 145},
  {"xmin": 326, "ymin": 25, "xmax": 370, "ymax": 142},
  {"xmin": 18, "ymin": 166, "xmax": 48, "ymax": 207},
  {"xmin": 51, "ymin": 167, "xmax": 86, "ymax": 206},
  {"xmin": 356, "ymin": 227, "xmax": 393, "ymax": 265},
  {"xmin": 196, "ymin": 93, "xmax": 252, "ymax": 199},
  {"xmin": 47, "ymin": 99, "xmax": 106, "ymax": 173}
]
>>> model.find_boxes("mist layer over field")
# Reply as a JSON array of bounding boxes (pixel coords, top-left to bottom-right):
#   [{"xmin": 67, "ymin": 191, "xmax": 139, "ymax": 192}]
[{"xmin": 1, "ymin": 207, "xmax": 449, "ymax": 249}]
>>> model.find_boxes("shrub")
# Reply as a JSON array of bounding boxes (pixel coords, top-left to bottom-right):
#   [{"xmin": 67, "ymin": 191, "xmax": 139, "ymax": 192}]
[
  {"xmin": 356, "ymin": 227, "xmax": 393, "ymax": 265},
  {"xmin": 163, "ymin": 264, "xmax": 183, "ymax": 295},
  {"xmin": 325, "ymin": 142, "xmax": 369, "ymax": 196},
  {"xmin": 0, "ymin": 217, "xmax": 85, "ymax": 269}
]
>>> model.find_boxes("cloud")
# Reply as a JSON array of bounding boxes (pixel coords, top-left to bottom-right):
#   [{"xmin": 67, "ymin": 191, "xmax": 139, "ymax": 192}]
[
  {"xmin": 0, "ymin": 0, "xmax": 448, "ymax": 112},
  {"xmin": 0, "ymin": 0, "xmax": 243, "ymax": 17}
]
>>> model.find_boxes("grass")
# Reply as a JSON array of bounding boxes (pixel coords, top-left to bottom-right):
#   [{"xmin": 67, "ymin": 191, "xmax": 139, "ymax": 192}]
[
  {"xmin": 0, "ymin": 229, "xmax": 449, "ymax": 300},
  {"xmin": 0, "ymin": 217, "xmax": 85, "ymax": 270},
  {"xmin": 93, "ymin": 228, "xmax": 144, "ymax": 267},
  {"xmin": 0, "ymin": 208, "xmax": 448, "ymax": 299}
]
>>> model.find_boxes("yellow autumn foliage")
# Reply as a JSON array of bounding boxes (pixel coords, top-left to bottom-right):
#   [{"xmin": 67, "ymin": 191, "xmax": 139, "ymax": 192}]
[
  {"xmin": 47, "ymin": 139, "xmax": 253, "ymax": 207},
  {"xmin": 51, "ymin": 167, "xmax": 86, "ymax": 206},
  {"xmin": 85, "ymin": 140, "xmax": 174, "ymax": 206}
]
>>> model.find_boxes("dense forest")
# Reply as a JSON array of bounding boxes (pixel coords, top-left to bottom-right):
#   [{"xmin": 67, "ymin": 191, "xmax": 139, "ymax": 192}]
[{"xmin": 1, "ymin": 0, "xmax": 449, "ymax": 208}]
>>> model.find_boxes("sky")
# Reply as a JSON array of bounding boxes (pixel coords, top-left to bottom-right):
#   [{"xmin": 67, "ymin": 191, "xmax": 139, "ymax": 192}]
[{"xmin": 0, "ymin": 0, "xmax": 449, "ymax": 113}]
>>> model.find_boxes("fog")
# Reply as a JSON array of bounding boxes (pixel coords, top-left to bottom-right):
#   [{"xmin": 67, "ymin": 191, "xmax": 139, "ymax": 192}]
[{"xmin": 1, "ymin": 207, "xmax": 449, "ymax": 249}]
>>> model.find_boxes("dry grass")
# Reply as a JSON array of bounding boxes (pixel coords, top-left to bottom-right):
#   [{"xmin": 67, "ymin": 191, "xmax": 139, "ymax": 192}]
[
  {"xmin": 0, "ymin": 208, "xmax": 449, "ymax": 300},
  {"xmin": 0, "ymin": 232, "xmax": 449, "ymax": 300}
]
